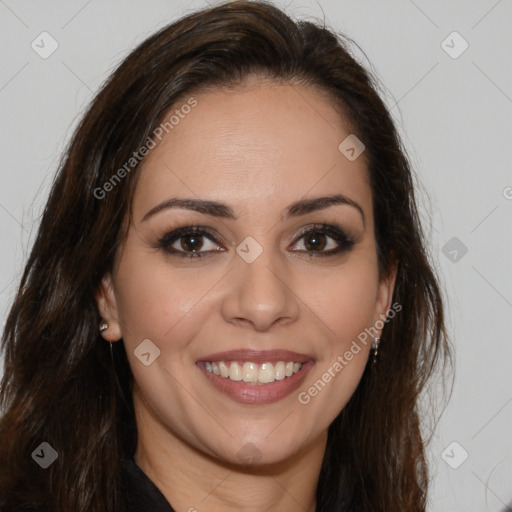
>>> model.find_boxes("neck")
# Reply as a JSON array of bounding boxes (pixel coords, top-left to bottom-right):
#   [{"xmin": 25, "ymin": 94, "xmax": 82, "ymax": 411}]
[{"xmin": 133, "ymin": 392, "xmax": 326, "ymax": 512}]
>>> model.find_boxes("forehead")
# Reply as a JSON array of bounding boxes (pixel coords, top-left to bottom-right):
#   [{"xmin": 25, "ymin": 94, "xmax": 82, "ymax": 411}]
[{"xmin": 134, "ymin": 82, "xmax": 370, "ymax": 219}]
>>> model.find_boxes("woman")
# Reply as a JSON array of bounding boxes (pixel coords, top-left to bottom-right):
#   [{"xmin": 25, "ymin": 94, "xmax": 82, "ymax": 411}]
[{"xmin": 0, "ymin": 1, "xmax": 451, "ymax": 511}]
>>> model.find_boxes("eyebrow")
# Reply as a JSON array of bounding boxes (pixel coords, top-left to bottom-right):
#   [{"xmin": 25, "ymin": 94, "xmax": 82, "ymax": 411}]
[{"xmin": 141, "ymin": 193, "xmax": 365, "ymax": 225}]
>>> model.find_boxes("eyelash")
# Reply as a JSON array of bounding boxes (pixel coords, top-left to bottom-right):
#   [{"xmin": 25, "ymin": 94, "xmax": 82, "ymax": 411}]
[{"xmin": 156, "ymin": 223, "xmax": 356, "ymax": 259}]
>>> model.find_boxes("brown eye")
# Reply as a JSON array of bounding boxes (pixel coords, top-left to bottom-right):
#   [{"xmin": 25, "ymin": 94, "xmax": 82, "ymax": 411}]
[
  {"xmin": 303, "ymin": 231, "xmax": 327, "ymax": 252},
  {"xmin": 157, "ymin": 226, "xmax": 224, "ymax": 258},
  {"xmin": 179, "ymin": 234, "xmax": 204, "ymax": 252},
  {"xmin": 291, "ymin": 223, "xmax": 356, "ymax": 257}
]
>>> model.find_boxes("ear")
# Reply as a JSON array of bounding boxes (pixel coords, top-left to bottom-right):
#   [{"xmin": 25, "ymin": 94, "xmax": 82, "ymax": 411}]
[
  {"xmin": 373, "ymin": 261, "xmax": 399, "ymax": 336},
  {"xmin": 96, "ymin": 273, "xmax": 122, "ymax": 342}
]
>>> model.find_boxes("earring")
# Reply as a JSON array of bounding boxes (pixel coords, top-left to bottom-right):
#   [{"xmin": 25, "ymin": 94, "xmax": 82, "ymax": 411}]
[
  {"xmin": 371, "ymin": 337, "xmax": 380, "ymax": 365},
  {"xmin": 99, "ymin": 322, "xmax": 108, "ymax": 333}
]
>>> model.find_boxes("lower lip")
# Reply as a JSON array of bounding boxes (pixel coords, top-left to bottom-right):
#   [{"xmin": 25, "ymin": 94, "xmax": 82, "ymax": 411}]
[{"xmin": 196, "ymin": 361, "xmax": 315, "ymax": 405}]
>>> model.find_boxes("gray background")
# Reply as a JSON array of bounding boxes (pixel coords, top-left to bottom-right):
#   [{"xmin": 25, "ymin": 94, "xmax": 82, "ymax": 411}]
[{"xmin": 0, "ymin": 1, "xmax": 511, "ymax": 511}]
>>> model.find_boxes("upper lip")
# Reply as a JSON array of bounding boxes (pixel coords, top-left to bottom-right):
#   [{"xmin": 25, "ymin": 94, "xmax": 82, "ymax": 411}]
[{"xmin": 197, "ymin": 349, "xmax": 314, "ymax": 365}]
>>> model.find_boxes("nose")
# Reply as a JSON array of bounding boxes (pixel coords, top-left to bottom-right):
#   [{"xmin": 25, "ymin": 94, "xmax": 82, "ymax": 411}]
[{"xmin": 220, "ymin": 245, "xmax": 300, "ymax": 332}]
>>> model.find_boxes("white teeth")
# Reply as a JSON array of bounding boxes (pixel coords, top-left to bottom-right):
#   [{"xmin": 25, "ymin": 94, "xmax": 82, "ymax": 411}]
[
  {"xmin": 242, "ymin": 362, "xmax": 259, "ymax": 383},
  {"xmin": 274, "ymin": 361, "xmax": 286, "ymax": 381},
  {"xmin": 218, "ymin": 361, "xmax": 229, "ymax": 378},
  {"xmin": 204, "ymin": 360, "xmax": 304, "ymax": 384},
  {"xmin": 229, "ymin": 362, "xmax": 243, "ymax": 381},
  {"xmin": 258, "ymin": 362, "xmax": 275, "ymax": 383}
]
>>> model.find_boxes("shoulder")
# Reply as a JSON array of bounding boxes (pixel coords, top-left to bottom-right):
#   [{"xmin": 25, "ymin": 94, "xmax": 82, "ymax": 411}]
[{"xmin": 120, "ymin": 458, "xmax": 176, "ymax": 512}]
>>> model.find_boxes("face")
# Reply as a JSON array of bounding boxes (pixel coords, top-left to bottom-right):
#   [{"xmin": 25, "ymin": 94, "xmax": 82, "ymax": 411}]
[{"xmin": 97, "ymin": 80, "xmax": 396, "ymax": 467}]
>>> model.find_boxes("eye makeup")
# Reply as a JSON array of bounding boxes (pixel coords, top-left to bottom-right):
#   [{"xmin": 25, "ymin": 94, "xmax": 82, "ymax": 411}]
[{"xmin": 154, "ymin": 222, "xmax": 357, "ymax": 259}]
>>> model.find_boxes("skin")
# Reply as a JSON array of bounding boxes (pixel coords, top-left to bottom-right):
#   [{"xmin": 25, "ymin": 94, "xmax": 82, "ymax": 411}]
[{"xmin": 97, "ymin": 79, "xmax": 397, "ymax": 512}]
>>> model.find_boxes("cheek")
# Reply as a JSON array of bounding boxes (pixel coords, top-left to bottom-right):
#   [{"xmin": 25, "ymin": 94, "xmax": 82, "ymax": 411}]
[
  {"xmin": 116, "ymin": 231, "xmax": 211, "ymax": 334},
  {"xmin": 113, "ymin": 249, "xmax": 222, "ymax": 361},
  {"xmin": 115, "ymin": 274, "xmax": 182, "ymax": 340},
  {"xmin": 112, "ymin": 248, "xmax": 194, "ymax": 342},
  {"xmin": 304, "ymin": 258, "xmax": 380, "ymax": 347},
  {"xmin": 301, "ymin": 257, "xmax": 379, "ymax": 410},
  {"xmin": 113, "ymin": 261, "xmax": 209, "ymax": 399},
  {"xmin": 296, "ymin": 263, "xmax": 377, "ymax": 418}
]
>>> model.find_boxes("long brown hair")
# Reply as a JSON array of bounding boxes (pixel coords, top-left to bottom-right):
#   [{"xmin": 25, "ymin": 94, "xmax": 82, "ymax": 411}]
[{"xmin": 0, "ymin": 1, "xmax": 452, "ymax": 510}]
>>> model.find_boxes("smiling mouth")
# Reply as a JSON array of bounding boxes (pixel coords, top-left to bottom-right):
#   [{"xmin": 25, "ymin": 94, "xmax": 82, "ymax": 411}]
[
  {"xmin": 199, "ymin": 360, "xmax": 304, "ymax": 385},
  {"xmin": 196, "ymin": 359, "xmax": 315, "ymax": 405},
  {"xmin": 195, "ymin": 349, "xmax": 315, "ymax": 403}
]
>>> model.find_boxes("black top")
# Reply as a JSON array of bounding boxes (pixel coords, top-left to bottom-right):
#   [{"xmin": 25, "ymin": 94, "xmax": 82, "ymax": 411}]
[{"xmin": 120, "ymin": 458, "xmax": 176, "ymax": 512}]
